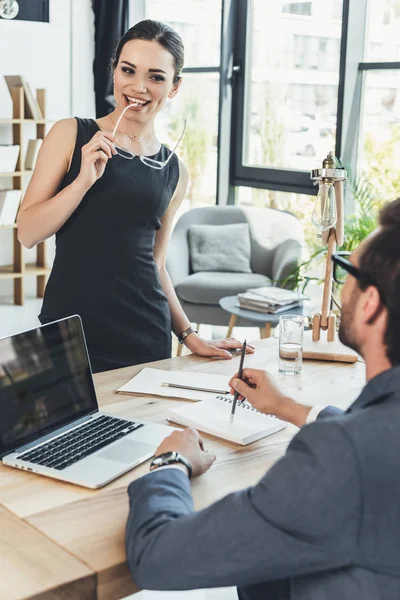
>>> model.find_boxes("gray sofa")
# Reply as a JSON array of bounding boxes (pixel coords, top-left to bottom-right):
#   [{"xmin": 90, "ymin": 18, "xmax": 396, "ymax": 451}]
[{"xmin": 166, "ymin": 205, "xmax": 304, "ymax": 328}]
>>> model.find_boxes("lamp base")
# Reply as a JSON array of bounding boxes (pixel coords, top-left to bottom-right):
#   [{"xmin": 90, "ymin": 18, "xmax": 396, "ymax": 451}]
[{"xmin": 303, "ymin": 330, "xmax": 358, "ymax": 363}]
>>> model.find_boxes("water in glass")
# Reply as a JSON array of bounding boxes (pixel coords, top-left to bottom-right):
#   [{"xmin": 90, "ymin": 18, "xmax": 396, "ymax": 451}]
[{"xmin": 279, "ymin": 342, "xmax": 303, "ymax": 375}]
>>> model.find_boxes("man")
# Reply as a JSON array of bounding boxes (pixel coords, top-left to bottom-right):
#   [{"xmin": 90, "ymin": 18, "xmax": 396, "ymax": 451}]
[{"xmin": 126, "ymin": 199, "xmax": 400, "ymax": 599}]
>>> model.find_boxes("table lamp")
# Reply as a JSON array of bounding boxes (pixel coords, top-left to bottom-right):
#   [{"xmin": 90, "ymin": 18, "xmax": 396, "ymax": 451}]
[{"xmin": 302, "ymin": 151, "xmax": 357, "ymax": 363}]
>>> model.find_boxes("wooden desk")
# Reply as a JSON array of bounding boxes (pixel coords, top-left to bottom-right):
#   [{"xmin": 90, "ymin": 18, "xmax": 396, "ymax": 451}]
[{"xmin": 0, "ymin": 339, "xmax": 366, "ymax": 600}]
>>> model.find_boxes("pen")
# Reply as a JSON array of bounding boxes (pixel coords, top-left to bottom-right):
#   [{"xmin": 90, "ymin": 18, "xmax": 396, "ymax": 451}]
[
  {"xmin": 230, "ymin": 339, "xmax": 247, "ymax": 423},
  {"xmin": 161, "ymin": 382, "xmax": 230, "ymax": 395}
]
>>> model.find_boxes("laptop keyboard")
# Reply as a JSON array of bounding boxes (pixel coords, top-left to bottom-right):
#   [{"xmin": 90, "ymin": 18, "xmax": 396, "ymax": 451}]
[{"xmin": 18, "ymin": 415, "xmax": 144, "ymax": 471}]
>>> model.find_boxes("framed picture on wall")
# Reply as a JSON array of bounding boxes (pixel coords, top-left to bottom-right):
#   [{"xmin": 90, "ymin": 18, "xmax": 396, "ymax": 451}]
[{"xmin": 0, "ymin": 0, "xmax": 49, "ymax": 22}]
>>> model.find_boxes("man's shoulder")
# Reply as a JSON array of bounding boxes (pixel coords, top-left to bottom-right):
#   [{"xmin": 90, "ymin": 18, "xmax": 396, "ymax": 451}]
[
  {"xmin": 298, "ymin": 397, "xmax": 400, "ymax": 468},
  {"xmin": 289, "ymin": 416, "xmax": 357, "ymax": 468}
]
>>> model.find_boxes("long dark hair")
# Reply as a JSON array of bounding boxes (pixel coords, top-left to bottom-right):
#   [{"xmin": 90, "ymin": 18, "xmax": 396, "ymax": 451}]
[{"xmin": 112, "ymin": 19, "xmax": 184, "ymax": 83}]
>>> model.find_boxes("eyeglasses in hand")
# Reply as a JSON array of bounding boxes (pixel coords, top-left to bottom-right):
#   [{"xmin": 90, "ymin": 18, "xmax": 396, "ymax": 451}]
[{"xmin": 112, "ymin": 104, "xmax": 186, "ymax": 170}]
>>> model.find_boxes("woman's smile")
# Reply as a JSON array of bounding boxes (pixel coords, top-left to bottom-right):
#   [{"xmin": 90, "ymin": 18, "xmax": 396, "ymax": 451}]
[{"xmin": 123, "ymin": 94, "xmax": 151, "ymax": 111}]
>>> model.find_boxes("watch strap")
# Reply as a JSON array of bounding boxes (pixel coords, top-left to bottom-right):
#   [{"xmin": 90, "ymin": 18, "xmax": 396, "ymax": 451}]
[
  {"xmin": 178, "ymin": 326, "xmax": 198, "ymax": 344},
  {"xmin": 150, "ymin": 451, "xmax": 193, "ymax": 478}
]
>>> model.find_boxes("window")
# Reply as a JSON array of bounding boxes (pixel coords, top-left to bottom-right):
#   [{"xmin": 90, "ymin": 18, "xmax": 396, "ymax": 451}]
[
  {"xmin": 282, "ymin": 2, "xmax": 312, "ymax": 17},
  {"xmin": 359, "ymin": 70, "xmax": 400, "ymax": 199},
  {"xmin": 358, "ymin": 1, "xmax": 400, "ymax": 202},
  {"xmin": 155, "ymin": 73, "xmax": 220, "ymax": 208},
  {"xmin": 365, "ymin": 0, "xmax": 400, "ymax": 61},
  {"xmin": 234, "ymin": 0, "xmax": 343, "ymax": 189},
  {"xmin": 131, "ymin": 0, "xmax": 398, "ymax": 218},
  {"xmin": 331, "ymin": 0, "xmax": 342, "ymax": 20},
  {"xmin": 146, "ymin": 0, "xmax": 221, "ymax": 66},
  {"xmin": 236, "ymin": 187, "xmax": 316, "ymax": 248},
  {"xmin": 144, "ymin": 0, "xmax": 222, "ymax": 207},
  {"xmin": 293, "ymin": 36, "xmax": 340, "ymax": 71}
]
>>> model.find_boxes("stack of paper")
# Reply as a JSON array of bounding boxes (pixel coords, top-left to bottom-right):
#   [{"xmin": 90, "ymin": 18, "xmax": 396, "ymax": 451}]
[
  {"xmin": 0, "ymin": 190, "xmax": 22, "ymax": 225},
  {"xmin": 238, "ymin": 287, "xmax": 307, "ymax": 314}
]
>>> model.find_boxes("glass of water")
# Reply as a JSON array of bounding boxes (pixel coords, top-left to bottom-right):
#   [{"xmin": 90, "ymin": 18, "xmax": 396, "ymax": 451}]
[{"xmin": 278, "ymin": 315, "xmax": 304, "ymax": 375}]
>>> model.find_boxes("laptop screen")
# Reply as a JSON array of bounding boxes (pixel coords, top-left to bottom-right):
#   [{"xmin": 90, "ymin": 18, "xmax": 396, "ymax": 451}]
[{"xmin": 0, "ymin": 316, "xmax": 98, "ymax": 458}]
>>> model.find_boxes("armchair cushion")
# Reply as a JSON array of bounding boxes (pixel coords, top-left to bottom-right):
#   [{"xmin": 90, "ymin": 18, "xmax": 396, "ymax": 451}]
[
  {"xmin": 176, "ymin": 271, "xmax": 271, "ymax": 305},
  {"xmin": 188, "ymin": 223, "xmax": 252, "ymax": 273}
]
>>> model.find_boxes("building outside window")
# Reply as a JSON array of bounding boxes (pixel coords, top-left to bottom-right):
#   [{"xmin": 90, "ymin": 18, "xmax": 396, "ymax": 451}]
[
  {"xmin": 144, "ymin": 0, "xmax": 221, "ymax": 210},
  {"xmin": 133, "ymin": 0, "xmax": 400, "ymax": 235},
  {"xmin": 282, "ymin": 2, "xmax": 312, "ymax": 17},
  {"xmin": 358, "ymin": 0, "xmax": 400, "ymax": 202},
  {"xmin": 243, "ymin": 0, "xmax": 343, "ymax": 176}
]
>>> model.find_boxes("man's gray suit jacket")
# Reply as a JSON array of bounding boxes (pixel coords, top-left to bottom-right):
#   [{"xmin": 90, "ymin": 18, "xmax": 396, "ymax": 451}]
[{"xmin": 126, "ymin": 366, "xmax": 400, "ymax": 599}]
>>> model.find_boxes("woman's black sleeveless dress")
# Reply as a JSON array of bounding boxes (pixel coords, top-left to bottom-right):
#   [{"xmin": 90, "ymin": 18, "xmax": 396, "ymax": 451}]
[{"xmin": 39, "ymin": 118, "xmax": 179, "ymax": 373}]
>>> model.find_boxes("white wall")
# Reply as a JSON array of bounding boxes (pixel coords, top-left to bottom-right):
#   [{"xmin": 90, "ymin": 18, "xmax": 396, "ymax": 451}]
[{"xmin": 0, "ymin": 0, "xmax": 95, "ymax": 298}]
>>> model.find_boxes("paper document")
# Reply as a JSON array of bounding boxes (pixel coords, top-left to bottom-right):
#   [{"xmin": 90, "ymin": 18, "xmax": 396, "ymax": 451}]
[
  {"xmin": 117, "ymin": 367, "xmax": 231, "ymax": 401},
  {"xmin": 167, "ymin": 398, "xmax": 287, "ymax": 445}
]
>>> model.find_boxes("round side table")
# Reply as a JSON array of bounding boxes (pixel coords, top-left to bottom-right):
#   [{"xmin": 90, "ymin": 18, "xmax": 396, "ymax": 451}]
[{"xmin": 219, "ymin": 295, "xmax": 309, "ymax": 339}]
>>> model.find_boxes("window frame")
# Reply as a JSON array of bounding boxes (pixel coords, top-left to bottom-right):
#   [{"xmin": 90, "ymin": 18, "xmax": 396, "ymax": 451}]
[
  {"xmin": 133, "ymin": 0, "xmax": 224, "ymax": 206},
  {"xmin": 228, "ymin": 0, "xmax": 352, "ymax": 198},
  {"xmin": 133, "ymin": 0, "xmax": 399, "ymax": 210}
]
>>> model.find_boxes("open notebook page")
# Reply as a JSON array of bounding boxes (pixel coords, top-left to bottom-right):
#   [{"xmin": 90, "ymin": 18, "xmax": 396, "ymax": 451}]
[
  {"xmin": 117, "ymin": 367, "xmax": 231, "ymax": 401},
  {"xmin": 167, "ymin": 399, "xmax": 287, "ymax": 445}
]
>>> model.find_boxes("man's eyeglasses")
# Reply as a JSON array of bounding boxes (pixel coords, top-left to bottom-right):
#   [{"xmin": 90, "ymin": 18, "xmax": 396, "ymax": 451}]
[
  {"xmin": 331, "ymin": 253, "xmax": 386, "ymax": 304},
  {"xmin": 112, "ymin": 104, "xmax": 186, "ymax": 170}
]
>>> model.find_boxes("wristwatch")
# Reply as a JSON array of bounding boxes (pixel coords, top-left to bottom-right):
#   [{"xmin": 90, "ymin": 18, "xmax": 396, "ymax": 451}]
[
  {"xmin": 150, "ymin": 451, "xmax": 193, "ymax": 478},
  {"xmin": 178, "ymin": 326, "xmax": 198, "ymax": 344}
]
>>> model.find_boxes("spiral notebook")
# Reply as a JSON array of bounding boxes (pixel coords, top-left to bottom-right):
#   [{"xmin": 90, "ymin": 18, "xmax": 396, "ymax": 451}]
[{"xmin": 167, "ymin": 396, "xmax": 287, "ymax": 445}]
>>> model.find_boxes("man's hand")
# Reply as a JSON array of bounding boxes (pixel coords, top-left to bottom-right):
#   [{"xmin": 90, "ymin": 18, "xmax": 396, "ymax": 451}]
[
  {"xmin": 155, "ymin": 427, "xmax": 216, "ymax": 478},
  {"xmin": 229, "ymin": 368, "xmax": 287, "ymax": 414},
  {"xmin": 229, "ymin": 368, "xmax": 312, "ymax": 427}
]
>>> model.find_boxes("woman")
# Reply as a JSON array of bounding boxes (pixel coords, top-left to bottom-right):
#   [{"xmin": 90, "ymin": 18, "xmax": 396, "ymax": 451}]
[{"xmin": 17, "ymin": 19, "xmax": 253, "ymax": 372}]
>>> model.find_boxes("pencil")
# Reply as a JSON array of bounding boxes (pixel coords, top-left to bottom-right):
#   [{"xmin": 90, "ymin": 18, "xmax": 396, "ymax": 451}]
[
  {"xmin": 230, "ymin": 340, "xmax": 247, "ymax": 423},
  {"xmin": 161, "ymin": 382, "xmax": 230, "ymax": 394}
]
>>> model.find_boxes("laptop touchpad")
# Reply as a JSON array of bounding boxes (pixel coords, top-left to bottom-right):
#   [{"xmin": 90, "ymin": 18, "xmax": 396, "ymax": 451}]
[{"xmin": 97, "ymin": 440, "xmax": 154, "ymax": 464}]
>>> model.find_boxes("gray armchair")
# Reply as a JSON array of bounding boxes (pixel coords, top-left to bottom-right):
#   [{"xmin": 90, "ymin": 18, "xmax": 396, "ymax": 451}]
[{"xmin": 167, "ymin": 205, "xmax": 304, "ymax": 330}]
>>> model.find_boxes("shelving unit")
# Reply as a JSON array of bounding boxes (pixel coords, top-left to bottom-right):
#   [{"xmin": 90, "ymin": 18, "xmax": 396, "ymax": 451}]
[{"xmin": 0, "ymin": 86, "xmax": 52, "ymax": 305}]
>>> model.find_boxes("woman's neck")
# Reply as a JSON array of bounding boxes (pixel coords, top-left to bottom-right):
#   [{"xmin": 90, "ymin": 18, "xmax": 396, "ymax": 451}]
[{"xmin": 108, "ymin": 109, "xmax": 156, "ymax": 139}]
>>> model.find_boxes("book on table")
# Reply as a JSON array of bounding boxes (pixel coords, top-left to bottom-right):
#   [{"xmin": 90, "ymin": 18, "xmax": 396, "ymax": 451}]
[
  {"xmin": 238, "ymin": 287, "xmax": 308, "ymax": 314},
  {"xmin": 167, "ymin": 397, "xmax": 287, "ymax": 445}
]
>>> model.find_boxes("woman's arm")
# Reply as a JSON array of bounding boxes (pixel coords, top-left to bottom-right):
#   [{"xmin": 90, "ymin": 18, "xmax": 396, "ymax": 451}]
[
  {"xmin": 154, "ymin": 160, "xmax": 191, "ymax": 336},
  {"xmin": 17, "ymin": 118, "xmax": 116, "ymax": 249},
  {"xmin": 154, "ymin": 160, "xmax": 254, "ymax": 359}
]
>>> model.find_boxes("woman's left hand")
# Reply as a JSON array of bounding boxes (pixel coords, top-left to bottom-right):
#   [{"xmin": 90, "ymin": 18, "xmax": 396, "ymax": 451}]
[{"xmin": 183, "ymin": 334, "xmax": 255, "ymax": 359}]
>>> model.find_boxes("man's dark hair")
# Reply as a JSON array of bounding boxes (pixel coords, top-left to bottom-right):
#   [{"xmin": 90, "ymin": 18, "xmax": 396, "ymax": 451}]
[
  {"xmin": 358, "ymin": 198, "xmax": 400, "ymax": 365},
  {"xmin": 112, "ymin": 19, "xmax": 184, "ymax": 83}
]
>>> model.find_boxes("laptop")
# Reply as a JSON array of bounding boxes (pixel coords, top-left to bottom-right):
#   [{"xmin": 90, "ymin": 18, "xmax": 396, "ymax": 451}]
[{"xmin": 0, "ymin": 315, "xmax": 174, "ymax": 488}]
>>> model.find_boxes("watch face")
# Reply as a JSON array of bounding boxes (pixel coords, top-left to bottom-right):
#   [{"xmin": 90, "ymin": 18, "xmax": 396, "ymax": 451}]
[{"xmin": 161, "ymin": 451, "xmax": 175, "ymax": 460}]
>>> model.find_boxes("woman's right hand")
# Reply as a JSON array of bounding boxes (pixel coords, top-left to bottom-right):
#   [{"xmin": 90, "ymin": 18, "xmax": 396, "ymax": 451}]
[{"xmin": 76, "ymin": 130, "xmax": 117, "ymax": 192}]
